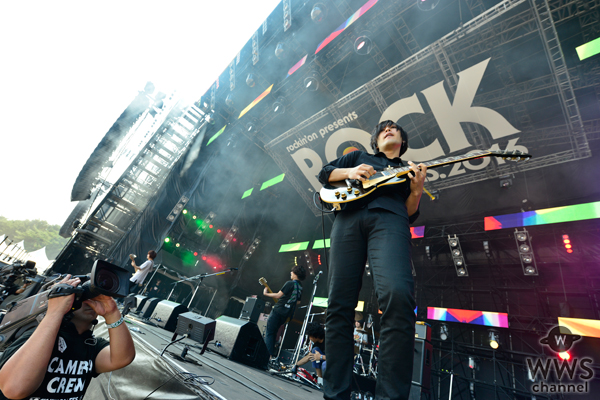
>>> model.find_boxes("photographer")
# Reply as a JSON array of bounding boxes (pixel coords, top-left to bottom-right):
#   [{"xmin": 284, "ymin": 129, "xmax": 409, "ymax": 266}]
[{"xmin": 0, "ymin": 275, "xmax": 135, "ymax": 400}]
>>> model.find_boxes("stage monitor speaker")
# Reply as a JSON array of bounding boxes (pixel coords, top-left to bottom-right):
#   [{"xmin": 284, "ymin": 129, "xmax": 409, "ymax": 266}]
[
  {"xmin": 415, "ymin": 321, "xmax": 431, "ymax": 341},
  {"xmin": 239, "ymin": 297, "xmax": 265, "ymax": 323},
  {"xmin": 140, "ymin": 297, "xmax": 161, "ymax": 319},
  {"xmin": 210, "ymin": 316, "xmax": 270, "ymax": 370},
  {"xmin": 134, "ymin": 295, "xmax": 148, "ymax": 312},
  {"xmin": 412, "ymin": 338, "xmax": 432, "ymax": 391},
  {"xmin": 176, "ymin": 312, "xmax": 216, "ymax": 344},
  {"xmin": 153, "ymin": 300, "xmax": 188, "ymax": 332},
  {"xmin": 122, "ymin": 295, "xmax": 137, "ymax": 315}
]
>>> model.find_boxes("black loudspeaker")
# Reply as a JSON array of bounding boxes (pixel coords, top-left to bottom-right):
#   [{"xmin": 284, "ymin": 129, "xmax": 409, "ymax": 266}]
[
  {"xmin": 412, "ymin": 338, "xmax": 433, "ymax": 391},
  {"xmin": 152, "ymin": 300, "xmax": 188, "ymax": 332},
  {"xmin": 122, "ymin": 295, "xmax": 137, "ymax": 315},
  {"xmin": 210, "ymin": 316, "xmax": 270, "ymax": 370},
  {"xmin": 176, "ymin": 312, "xmax": 216, "ymax": 343},
  {"xmin": 140, "ymin": 297, "xmax": 161, "ymax": 319},
  {"xmin": 239, "ymin": 297, "xmax": 265, "ymax": 323},
  {"xmin": 134, "ymin": 295, "xmax": 148, "ymax": 312}
]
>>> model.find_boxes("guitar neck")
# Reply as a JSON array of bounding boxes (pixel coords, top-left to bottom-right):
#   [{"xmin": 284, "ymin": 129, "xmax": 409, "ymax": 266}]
[{"xmin": 392, "ymin": 150, "xmax": 491, "ymax": 176}]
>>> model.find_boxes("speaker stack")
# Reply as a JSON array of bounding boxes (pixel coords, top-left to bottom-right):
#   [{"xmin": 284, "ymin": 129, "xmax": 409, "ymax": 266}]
[
  {"xmin": 140, "ymin": 297, "xmax": 162, "ymax": 319},
  {"xmin": 152, "ymin": 300, "xmax": 188, "ymax": 332},
  {"xmin": 239, "ymin": 297, "xmax": 265, "ymax": 323},
  {"xmin": 134, "ymin": 295, "xmax": 148, "ymax": 312},
  {"xmin": 209, "ymin": 316, "xmax": 270, "ymax": 370},
  {"xmin": 410, "ymin": 322, "xmax": 432, "ymax": 400}
]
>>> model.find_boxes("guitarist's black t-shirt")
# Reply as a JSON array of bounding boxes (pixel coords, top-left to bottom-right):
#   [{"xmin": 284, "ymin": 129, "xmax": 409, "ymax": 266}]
[
  {"xmin": 273, "ymin": 280, "xmax": 302, "ymax": 315},
  {"xmin": 318, "ymin": 150, "xmax": 419, "ymax": 223}
]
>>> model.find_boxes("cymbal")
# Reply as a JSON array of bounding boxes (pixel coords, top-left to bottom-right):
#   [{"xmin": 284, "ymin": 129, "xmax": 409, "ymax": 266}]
[{"xmin": 355, "ymin": 328, "xmax": 367, "ymax": 333}]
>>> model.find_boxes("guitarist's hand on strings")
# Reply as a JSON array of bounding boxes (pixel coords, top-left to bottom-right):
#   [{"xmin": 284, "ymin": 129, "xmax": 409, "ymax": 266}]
[
  {"xmin": 407, "ymin": 161, "xmax": 427, "ymax": 195},
  {"xmin": 348, "ymin": 164, "xmax": 376, "ymax": 182}
]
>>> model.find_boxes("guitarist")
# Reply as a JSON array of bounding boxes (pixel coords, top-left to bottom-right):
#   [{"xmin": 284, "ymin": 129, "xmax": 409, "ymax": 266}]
[
  {"xmin": 317, "ymin": 120, "xmax": 426, "ymax": 400},
  {"xmin": 129, "ymin": 250, "xmax": 156, "ymax": 295},
  {"xmin": 262, "ymin": 265, "xmax": 306, "ymax": 359}
]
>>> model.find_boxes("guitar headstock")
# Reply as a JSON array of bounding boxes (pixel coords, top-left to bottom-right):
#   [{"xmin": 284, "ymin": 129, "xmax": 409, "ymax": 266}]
[
  {"xmin": 259, "ymin": 277, "xmax": 268, "ymax": 286},
  {"xmin": 129, "ymin": 254, "xmax": 136, "ymax": 261},
  {"xmin": 489, "ymin": 150, "xmax": 532, "ymax": 161}
]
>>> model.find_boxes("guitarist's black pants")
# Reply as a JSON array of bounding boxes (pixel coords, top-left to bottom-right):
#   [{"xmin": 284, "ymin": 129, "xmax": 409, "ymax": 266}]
[
  {"xmin": 323, "ymin": 207, "xmax": 415, "ymax": 400},
  {"xmin": 265, "ymin": 307, "xmax": 291, "ymax": 357}
]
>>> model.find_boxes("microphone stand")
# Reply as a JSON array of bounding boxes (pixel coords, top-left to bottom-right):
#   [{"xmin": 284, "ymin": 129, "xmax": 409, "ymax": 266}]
[
  {"xmin": 292, "ymin": 271, "xmax": 322, "ymax": 365},
  {"xmin": 168, "ymin": 269, "xmax": 237, "ymax": 309},
  {"xmin": 142, "ymin": 264, "xmax": 165, "ymax": 295}
]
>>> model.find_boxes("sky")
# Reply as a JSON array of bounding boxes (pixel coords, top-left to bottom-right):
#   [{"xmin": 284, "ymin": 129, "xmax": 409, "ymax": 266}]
[{"xmin": 0, "ymin": 0, "xmax": 281, "ymax": 226}]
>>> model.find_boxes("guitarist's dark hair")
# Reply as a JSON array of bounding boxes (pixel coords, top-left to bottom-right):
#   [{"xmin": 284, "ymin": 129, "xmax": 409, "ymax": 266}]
[
  {"xmin": 148, "ymin": 250, "xmax": 157, "ymax": 259},
  {"xmin": 292, "ymin": 265, "xmax": 307, "ymax": 281},
  {"xmin": 370, "ymin": 120, "xmax": 408, "ymax": 156}
]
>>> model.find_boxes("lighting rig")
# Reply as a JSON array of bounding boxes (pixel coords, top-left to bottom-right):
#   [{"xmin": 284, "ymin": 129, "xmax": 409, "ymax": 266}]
[
  {"xmin": 514, "ymin": 229, "xmax": 538, "ymax": 275},
  {"xmin": 448, "ymin": 235, "xmax": 468, "ymax": 277}
]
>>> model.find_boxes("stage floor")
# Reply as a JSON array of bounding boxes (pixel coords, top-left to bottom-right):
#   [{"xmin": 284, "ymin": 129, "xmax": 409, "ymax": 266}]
[{"xmin": 118, "ymin": 314, "xmax": 324, "ymax": 400}]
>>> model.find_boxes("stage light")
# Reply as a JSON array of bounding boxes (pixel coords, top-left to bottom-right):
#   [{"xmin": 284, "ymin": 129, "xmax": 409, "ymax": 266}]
[
  {"xmin": 206, "ymin": 112, "xmax": 215, "ymax": 125},
  {"xmin": 417, "ymin": 0, "xmax": 440, "ymax": 12},
  {"xmin": 193, "ymin": 215, "xmax": 197, "ymax": 220},
  {"xmin": 225, "ymin": 94, "xmax": 234, "ymax": 107},
  {"xmin": 164, "ymin": 237, "xmax": 171, "ymax": 243},
  {"xmin": 563, "ymin": 234, "xmax": 574, "ymax": 254},
  {"xmin": 515, "ymin": 229, "xmax": 538, "ymax": 275},
  {"xmin": 275, "ymin": 42, "xmax": 285, "ymax": 59},
  {"xmin": 197, "ymin": 96, "xmax": 210, "ymax": 113},
  {"xmin": 354, "ymin": 32, "xmax": 372, "ymax": 55},
  {"xmin": 304, "ymin": 72, "xmax": 320, "ymax": 91},
  {"xmin": 273, "ymin": 98, "xmax": 286, "ymax": 114},
  {"xmin": 182, "ymin": 209, "xmax": 188, "ymax": 214},
  {"xmin": 440, "ymin": 323, "xmax": 449, "ymax": 341},
  {"xmin": 246, "ymin": 120, "xmax": 256, "ymax": 133},
  {"xmin": 448, "ymin": 235, "xmax": 468, "ymax": 276},
  {"xmin": 483, "ymin": 241, "xmax": 491, "ymax": 257},
  {"xmin": 499, "ymin": 175, "xmax": 513, "ymax": 188},
  {"xmin": 468, "ymin": 357, "xmax": 476, "ymax": 369},
  {"xmin": 489, "ymin": 330, "xmax": 500, "ymax": 349},
  {"xmin": 246, "ymin": 74, "xmax": 255, "ymax": 88},
  {"xmin": 176, "ymin": 243, "xmax": 180, "ymax": 248},
  {"xmin": 425, "ymin": 245, "xmax": 432, "ymax": 260},
  {"xmin": 558, "ymin": 351, "xmax": 571, "ymax": 361},
  {"xmin": 311, "ymin": 3, "xmax": 327, "ymax": 23},
  {"xmin": 193, "ymin": 251, "xmax": 198, "ymax": 256}
]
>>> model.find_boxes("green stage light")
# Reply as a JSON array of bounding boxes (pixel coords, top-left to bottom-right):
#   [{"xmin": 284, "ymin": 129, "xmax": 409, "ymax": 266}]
[
  {"xmin": 242, "ymin": 188, "xmax": 254, "ymax": 199},
  {"xmin": 312, "ymin": 239, "xmax": 330, "ymax": 249},
  {"xmin": 206, "ymin": 125, "xmax": 227, "ymax": 146},
  {"xmin": 577, "ymin": 37, "xmax": 600, "ymax": 61},
  {"xmin": 182, "ymin": 209, "xmax": 188, "ymax": 214},
  {"xmin": 279, "ymin": 242, "xmax": 310, "ymax": 252},
  {"xmin": 260, "ymin": 173, "xmax": 285, "ymax": 191},
  {"xmin": 164, "ymin": 237, "xmax": 171, "ymax": 243}
]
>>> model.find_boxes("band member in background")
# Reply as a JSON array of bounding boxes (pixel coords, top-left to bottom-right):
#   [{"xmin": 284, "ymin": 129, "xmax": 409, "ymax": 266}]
[
  {"xmin": 0, "ymin": 275, "xmax": 135, "ymax": 400},
  {"xmin": 129, "ymin": 250, "xmax": 156, "ymax": 295},
  {"xmin": 353, "ymin": 320, "xmax": 368, "ymax": 348},
  {"xmin": 317, "ymin": 120, "xmax": 427, "ymax": 400},
  {"xmin": 147, "ymin": 278, "xmax": 166, "ymax": 299},
  {"xmin": 263, "ymin": 265, "xmax": 306, "ymax": 358},
  {"xmin": 294, "ymin": 322, "xmax": 326, "ymax": 384}
]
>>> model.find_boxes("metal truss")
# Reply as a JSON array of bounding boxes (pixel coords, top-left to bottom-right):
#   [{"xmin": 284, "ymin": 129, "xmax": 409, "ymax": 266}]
[
  {"xmin": 70, "ymin": 104, "xmax": 206, "ymax": 258},
  {"xmin": 531, "ymin": 0, "xmax": 591, "ymax": 158},
  {"xmin": 548, "ymin": 0, "xmax": 600, "ymax": 24}
]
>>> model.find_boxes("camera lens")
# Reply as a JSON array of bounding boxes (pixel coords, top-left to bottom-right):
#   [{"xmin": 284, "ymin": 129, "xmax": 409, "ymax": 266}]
[{"xmin": 95, "ymin": 269, "xmax": 120, "ymax": 292}]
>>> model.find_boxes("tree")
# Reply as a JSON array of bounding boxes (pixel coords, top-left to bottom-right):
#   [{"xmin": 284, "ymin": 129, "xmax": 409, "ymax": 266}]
[{"xmin": 0, "ymin": 216, "xmax": 68, "ymax": 259}]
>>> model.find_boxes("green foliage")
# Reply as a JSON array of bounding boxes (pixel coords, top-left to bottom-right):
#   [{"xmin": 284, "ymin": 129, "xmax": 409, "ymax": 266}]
[{"xmin": 0, "ymin": 216, "xmax": 68, "ymax": 259}]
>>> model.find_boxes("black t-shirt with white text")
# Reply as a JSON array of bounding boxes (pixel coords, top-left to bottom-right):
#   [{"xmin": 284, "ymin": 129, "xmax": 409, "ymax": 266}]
[{"xmin": 0, "ymin": 321, "xmax": 109, "ymax": 400}]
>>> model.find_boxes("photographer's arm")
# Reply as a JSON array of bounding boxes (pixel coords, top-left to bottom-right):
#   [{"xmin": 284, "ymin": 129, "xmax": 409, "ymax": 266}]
[
  {"xmin": 86, "ymin": 295, "xmax": 136, "ymax": 373},
  {"xmin": 0, "ymin": 276, "xmax": 80, "ymax": 400}
]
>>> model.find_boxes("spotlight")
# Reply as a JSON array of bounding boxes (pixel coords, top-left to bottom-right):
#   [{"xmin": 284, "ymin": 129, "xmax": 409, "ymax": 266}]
[
  {"xmin": 468, "ymin": 357, "xmax": 476, "ymax": 369},
  {"xmin": 273, "ymin": 98, "xmax": 286, "ymax": 114},
  {"xmin": 425, "ymin": 245, "xmax": 432, "ymax": 260},
  {"xmin": 197, "ymin": 96, "xmax": 210, "ymax": 113},
  {"xmin": 275, "ymin": 42, "xmax": 285, "ymax": 59},
  {"xmin": 164, "ymin": 237, "xmax": 171, "ymax": 243},
  {"xmin": 483, "ymin": 241, "xmax": 491, "ymax": 257},
  {"xmin": 499, "ymin": 174, "xmax": 513, "ymax": 188},
  {"xmin": 206, "ymin": 112, "xmax": 215, "ymax": 125},
  {"xmin": 225, "ymin": 94, "xmax": 234, "ymax": 107},
  {"xmin": 246, "ymin": 73, "xmax": 256, "ymax": 88},
  {"xmin": 417, "ymin": 0, "xmax": 440, "ymax": 12},
  {"xmin": 304, "ymin": 72, "xmax": 320, "ymax": 91},
  {"xmin": 440, "ymin": 323, "xmax": 449, "ymax": 341},
  {"xmin": 515, "ymin": 229, "xmax": 538, "ymax": 275},
  {"xmin": 562, "ymin": 234, "xmax": 574, "ymax": 254},
  {"xmin": 246, "ymin": 120, "xmax": 256, "ymax": 133},
  {"xmin": 489, "ymin": 329, "xmax": 500, "ymax": 349},
  {"xmin": 448, "ymin": 235, "xmax": 468, "ymax": 276},
  {"xmin": 558, "ymin": 351, "xmax": 571, "ymax": 361},
  {"xmin": 354, "ymin": 32, "xmax": 373, "ymax": 55},
  {"xmin": 311, "ymin": 3, "xmax": 327, "ymax": 23}
]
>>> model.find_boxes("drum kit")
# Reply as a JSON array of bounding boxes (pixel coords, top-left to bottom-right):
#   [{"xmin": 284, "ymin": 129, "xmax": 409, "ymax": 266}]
[{"xmin": 353, "ymin": 313, "xmax": 378, "ymax": 379}]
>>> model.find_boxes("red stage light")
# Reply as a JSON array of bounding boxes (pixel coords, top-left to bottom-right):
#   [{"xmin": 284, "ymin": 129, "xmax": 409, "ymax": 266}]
[
  {"xmin": 209, "ymin": 224, "xmax": 214, "ymax": 229},
  {"xmin": 217, "ymin": 229, "xmax": 221, "ymax": 233},
  {"xmin": 202, "ymin": 256, "xmax": 207, "ymax": 260},
  {"xmin": 563, "ymin": 239, "xmax": 571, "ymax": 244},
  {"xmin": 194, "ymin": 252, "xmax": 198, "ymax": 256},
  {"xmin": 562, "ymin": 234, "xmax": 569, "ymax": 239},
  {"xmin": 567, "ymin": 249, "xmax": 573, "ymax": 253},
  {"xmin": 565, "ymin": 244, "xmax": 572, "ymax": 249},
  {"xmin": 318, "ymin": 255, "xmax": 321, "ymax": 265},
  {"xmin": 233, "ymin": 238, "xmax": 237, "ymax": 242},
  {"xmin": 558, "ymin": 351, "xmax": 571, "ymax": 361}
]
